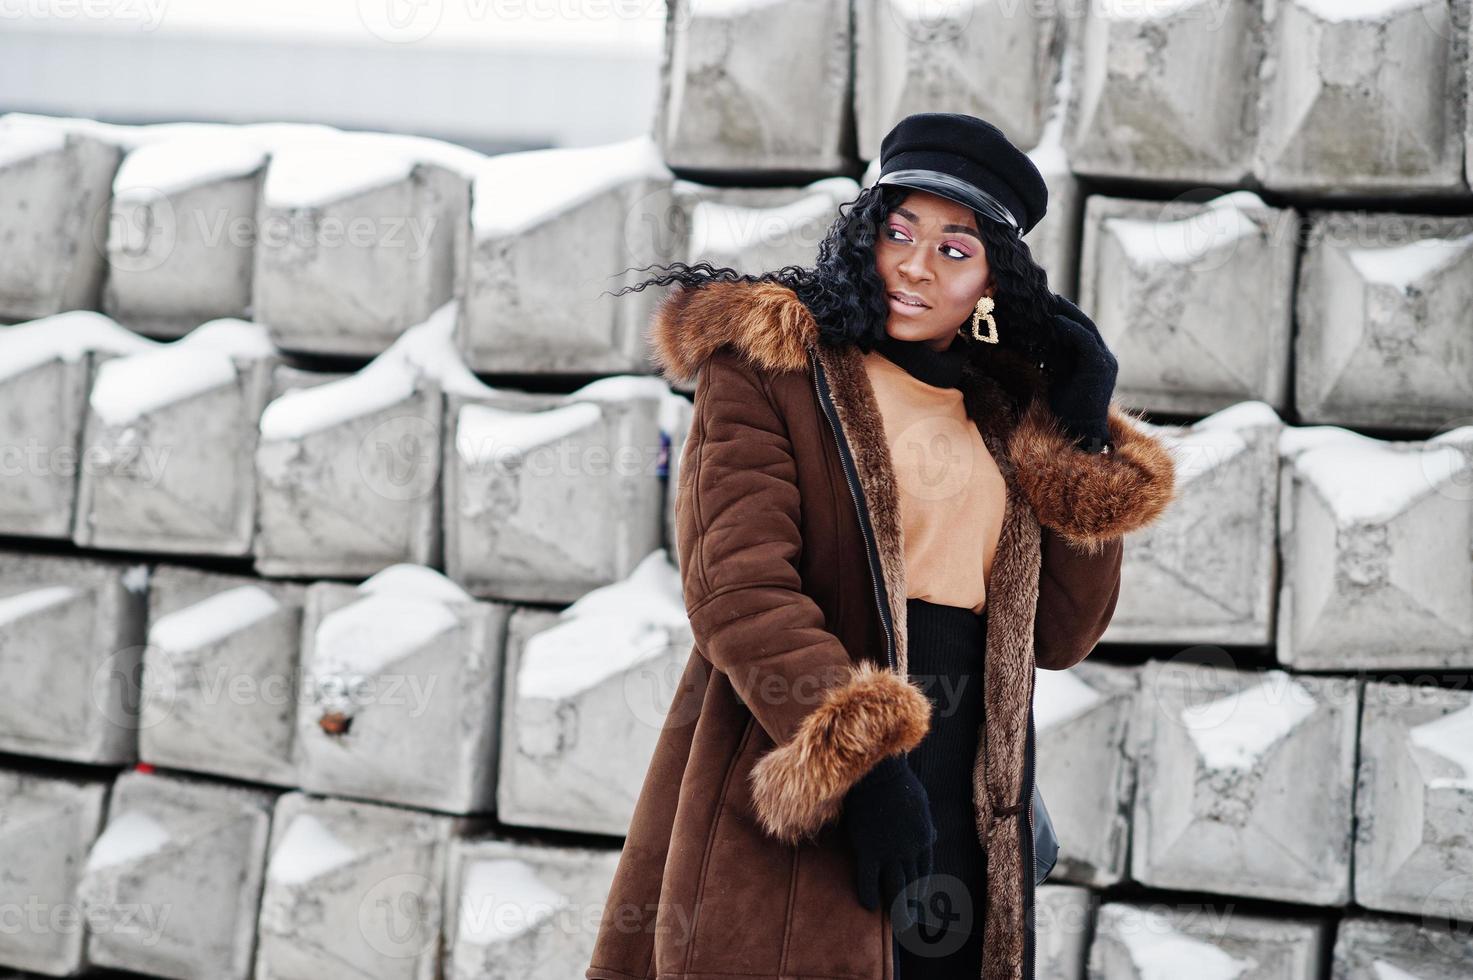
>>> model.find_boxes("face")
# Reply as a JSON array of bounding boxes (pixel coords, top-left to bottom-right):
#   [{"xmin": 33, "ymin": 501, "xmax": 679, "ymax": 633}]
[{"xmin": 875, "ymin": 189, "xmax": 994, "ymax": 352}]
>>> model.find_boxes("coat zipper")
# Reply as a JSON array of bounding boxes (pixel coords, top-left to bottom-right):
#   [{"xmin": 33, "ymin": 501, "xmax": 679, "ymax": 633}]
[
  {"xmin": 1022, "ymin": 675, "xmax": 1037, "ymax": 980},
  {"xmin": 808, "ymin": 349, "xmax": 896, "ymax": 674}
]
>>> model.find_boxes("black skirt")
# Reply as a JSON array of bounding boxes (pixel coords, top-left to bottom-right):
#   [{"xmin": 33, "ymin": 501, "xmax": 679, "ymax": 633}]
[{"xmin": 892, "ymin": 597, "xmax": 988, "ymax": 979}]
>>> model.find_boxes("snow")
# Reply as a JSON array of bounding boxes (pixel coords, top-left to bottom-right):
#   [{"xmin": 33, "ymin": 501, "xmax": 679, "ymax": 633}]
[
  {"xmin": 1297, "ymin": 0, "xmax": 1436, "ymax": 23},
  {"xmin": 1292, "ymin": 438, "xmax": 1466, "ymax": 524},
  {"xmin": 689, "ymin": 0, "xmax": 789, "ymax": 16},
  {"xmin": 1277, "ymin": 424, "xmax": 1379, "ymax": 462},
  {"xmin": 692, "ymin": 192, "xmax": 839, "ymax": 256},
  {"xmin": 456, "ymin": 859, "xmax": 570, "ymax": 944},
  {"xmin": 1409, "ymin": 703, "xmax": 1473, "ymax": 792},
  {"xmin": 114, "ymin": 135, "xmax": 267, "ymax": 199},
  {"xmin": 313, "ymin": 594, "xmax": 460, "ymax": 680},
  {"xmin": 567, "ymin": 375, "xmax": 671, "ymax": 404},
  {"xmin": 356, "ymin": 564, "xmax": 473, "ymax": 604},
  {"xmin": 263, "ymin": 141, "xmax": 416, "ymax": 209},
  {"xmin": 1370, "ymin": 961, "xmax": 1424, "ymax": 980},
  {"xmin": 259, "ymin": 300, "xmax": 495, "ymax": 441},
  {"xmin": 456, "ymin": 401, "xmax": 603, "ymax": 466},
  {"xmin": 149, "ymin": 585, "xmax": 282, "ymax": 652},
  {"xmin": 519, "ymin": 550, "xmax": 688, "ymax": 700},
  {"xmin": 86, "ymin": 810, "xmax": 171, "ymax": 872},
  {"xmin": 1108, "ymin": 905, "xmax": 1253, "ymax": 980},
  {"xmin": 0, "ymin": 124, "xmax": 66, "ymax": 169},
  {"xmin": 268, "ymin": 813, "xmax": 357, "ymax": 885},
  {"xmin": 1170, "ymin": 402, "xmax": 1281, "ymax": 481},
  {"xmin": 472, "ymin": 135, "xmax": 668, "ymax": 238},
  {"xmin": 1346, "ymin": 232, "xmax": 1473, "ymax": 291},
  {"xmin": 1033, "ymin": 669, "xmax": 1103, "ymax": 732},
  {"xmin": 0, "ymin": 586, "xmax": 80, "ymax": 626},
  {"xmin": 1097, "ymin": 0, "xmax": 1205, "ymax": 19},
  {"xmin": 122, "ymin": 564, "xmax": 150, "ymax": 594},
  {"xmin": 1107, "ymin": 193, "xmax": 1265, "ymax": 267},
  {"xmin": 1181, "ymin": 675, "xmax": 1317, "ymax": 771},
  {"xmin": 0, "ymin": 311, "xmax": 158, "ymax": 383}
]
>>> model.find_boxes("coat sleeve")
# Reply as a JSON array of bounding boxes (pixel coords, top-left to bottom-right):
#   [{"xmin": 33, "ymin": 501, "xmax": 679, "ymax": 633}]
[
  {"xmin": 1033, "ymin": 528, "xmax": 1122, "ymax": 670},
  {"xmin": 1007, "ymin": 393, "xmax": 1178, "ymax": 557},
  {"xmin": 674, "ymin": 350, "xmax": 933, "ymax": 846}
]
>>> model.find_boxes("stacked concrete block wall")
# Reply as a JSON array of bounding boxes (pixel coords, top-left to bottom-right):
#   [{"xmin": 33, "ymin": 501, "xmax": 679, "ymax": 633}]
[{"xmin": 2, "ymin": 0, "xmax": 1473, "ymax": 975}]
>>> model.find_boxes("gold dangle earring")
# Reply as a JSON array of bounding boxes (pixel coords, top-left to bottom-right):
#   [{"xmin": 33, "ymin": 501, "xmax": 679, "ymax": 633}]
[{"xmin": 963, "ymin": 294, "xmax": 999, "ymax": 343}]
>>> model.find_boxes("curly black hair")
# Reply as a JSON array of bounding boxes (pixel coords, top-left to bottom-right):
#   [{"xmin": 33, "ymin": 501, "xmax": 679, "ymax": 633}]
[{"xmin": 607, "ymin": 183, "xmax": 1063, "ymax": 412}]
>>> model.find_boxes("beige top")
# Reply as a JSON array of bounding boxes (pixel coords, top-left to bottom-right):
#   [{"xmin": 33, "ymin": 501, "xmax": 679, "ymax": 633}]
[{"xmin": 861, "ymin": 349, "xmax": 1007, "ymax": 615}]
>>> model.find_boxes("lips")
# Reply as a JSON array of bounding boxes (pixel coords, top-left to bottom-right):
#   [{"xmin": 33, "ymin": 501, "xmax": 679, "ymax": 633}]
[{"xmin": 889, "ymin": 292, "xmax": 929, "ymax": 308}]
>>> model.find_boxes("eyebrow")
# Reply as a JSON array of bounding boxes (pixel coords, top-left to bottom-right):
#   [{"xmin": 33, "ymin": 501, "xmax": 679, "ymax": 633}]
[{"xmin": 892, "ymin": 206, "xmax": 981, "ymax": 241}]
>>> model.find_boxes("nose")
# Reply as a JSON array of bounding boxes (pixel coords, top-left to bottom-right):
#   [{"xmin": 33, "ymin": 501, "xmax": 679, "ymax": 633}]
[{"xmin": 897, "ymin": 244, "xmax": 933, "ymax": 283}]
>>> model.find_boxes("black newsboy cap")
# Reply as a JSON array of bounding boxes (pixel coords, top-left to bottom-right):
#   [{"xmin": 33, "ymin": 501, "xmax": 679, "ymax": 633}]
[{"xmin": 875, "ymin": 112, "xmax": 1049, "ymax": 237}]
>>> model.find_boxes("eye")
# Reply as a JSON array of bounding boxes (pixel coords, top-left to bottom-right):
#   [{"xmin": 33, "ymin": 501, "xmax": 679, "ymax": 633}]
[
  {"xmin": 884, "ymin": 226, "xmax": 911, "ymax": 243},
  {"xmin": 942, "ymin": 244, "xmax": 970, "ymax": 260}
]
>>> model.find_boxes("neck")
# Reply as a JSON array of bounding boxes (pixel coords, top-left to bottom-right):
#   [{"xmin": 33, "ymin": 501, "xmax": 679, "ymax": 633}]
[{"xmin": 873, "ymin": 330, "xmax": 966, "ymax": 389}]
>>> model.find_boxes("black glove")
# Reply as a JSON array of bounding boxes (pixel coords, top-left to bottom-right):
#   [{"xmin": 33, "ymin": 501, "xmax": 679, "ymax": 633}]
[
  {"xmin": 839, "ymin": 753, "xmax": 936, "ymax": 932},
  {"xmin": 1045, "ymin": 293, "xmax": 1118, "ymax": 453}
]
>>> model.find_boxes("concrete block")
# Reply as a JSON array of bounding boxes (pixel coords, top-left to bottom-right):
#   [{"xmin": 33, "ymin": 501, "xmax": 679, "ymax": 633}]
[
  {"xmin": 253, "ymin": 139, "xmax": 469, "ymax": 358},
  {"xmin": 1277, "ymin": 424, "xmax": 1473, "ymax": 670},
  {"xmin": 0, "ymin": 311, "xmax": 155, "ymax": 539},
  {"xmin": 1078, "ymin": 192, "xmax": 1296, "ymax": 415},
  {"xmin": 1034, "ymin": 661, "xmax": 1137, "ymax": 888},
  {"xmin": 444, "ymin": 837, "xmax": 620, "ymax": 980},
  {"xmin": 1089, "ymin": 901, "xmax": 1326, "ymax": 979},
  {"xmin": 459, "ymin": 137, "xmax": 673, "ymax": 375},
  {"xmin": 1331, "ymin": 915, "xmax": 1473, "ymax": 977},
  {"xmin": 101, "ymin": 134, "xmax": 266, "ymax": 337},
  {"xmin": 660, "ymin": 392, "xmax": 693, "ymax": 568},
  {"xmin": 1064, "ymin": 0, "xmax": 1263, "ymax": 183},
  {"xmin": 685, "ymin": 185, "xmax": 852, "ymax": 277},
  {"xmin": 1295, "ymin": 212, "xmax": 1473, "ymax": 430},
  {"xmin": 77, "ymin": 770, "xmax": 276, "ymax": 980},
  {"xmin": 296, "ymin": 565, "xmax": 507, "ymax": 814},
  {"xmin": 1035, "ymin": 884, "xmax": 1093, "ymax": 980},
  {"xmin": 1354, "ymin": 682, "xmax": 1473, "ymax": 922},
  {"xmin": 139, "ymin": 566, "xmax": 305, "ymax": 787},
  {"xmin": 497, "ymin": 551, "xmax": 692, "ymax": 836},
  {"xmin": 1256, "ymin": 0, "xmax": 1471, "ymax": 195},
  {"xmin": 1130, "ymin": 661, "xmax": 1358, "ymax": 904},
  {"xmin": 656, "ymin": 0, "xmax": 852, "ymax": 172},
  {"xmin": 443, "ymin": 376, "xmax": 668, "ymax": 603},
  {"xmin": 74, "ymin": 319, "xmax": 280, "ymax": 556},
  {"xmin": 1103, "ymin": 404, "xmax": 1281, "ymax": 647},
  {"xmin": 254, "ymin": 792, "xmax": 466, "ymax": 980},
  {"xmin": 0, "ymin": 553, "xmax": 149, "ymax": 764},
  {"xmin": 0, "ymin": 123, "xmax": 120, "ymax": 320},
  {"xmin": 254, "ymin": 303, "xmax": 486, "ymax": 578},
  {"xmin": 0, "ymin": 769, "xmax": 109, "ymax": 975}
]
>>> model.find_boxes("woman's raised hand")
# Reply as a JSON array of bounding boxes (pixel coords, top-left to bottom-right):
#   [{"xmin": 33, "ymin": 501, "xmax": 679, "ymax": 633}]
[{"xmin": 1045, "ymin": 292, "xmax": 1119, "ymax": 451}]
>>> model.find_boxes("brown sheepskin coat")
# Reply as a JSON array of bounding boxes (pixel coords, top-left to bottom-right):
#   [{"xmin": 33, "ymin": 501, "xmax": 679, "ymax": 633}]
[{"xmin": 586, "ymin": 279, "xmax": 1177, "ymax": 980}]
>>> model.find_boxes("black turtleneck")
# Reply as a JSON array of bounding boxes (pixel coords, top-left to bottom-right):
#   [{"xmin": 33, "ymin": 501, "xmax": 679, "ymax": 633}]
[{"xmin": 871, "ymin": 331, "xmax": 967, "ymax": 390}]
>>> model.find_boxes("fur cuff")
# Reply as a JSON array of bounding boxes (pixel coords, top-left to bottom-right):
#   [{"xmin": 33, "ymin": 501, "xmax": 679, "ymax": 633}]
[
  {"xmin": 747, "ymin": 661, "xmax": 932, "ymax": 846},
  {"xmin": 1008, "ymin": 395, "xmax": 1177, "ymax": 556}
]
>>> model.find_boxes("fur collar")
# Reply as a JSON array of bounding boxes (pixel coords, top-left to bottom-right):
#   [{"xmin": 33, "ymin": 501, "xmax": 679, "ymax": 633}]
[{"xmin": 647, "ymin": 279, "xmax": 818, "ymax": 383}]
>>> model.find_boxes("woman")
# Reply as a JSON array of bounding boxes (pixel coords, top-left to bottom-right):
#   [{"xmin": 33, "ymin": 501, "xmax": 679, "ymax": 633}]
[{"xmin": 586, "ymin": 113, "xmax": 1176, "ymax": 980}]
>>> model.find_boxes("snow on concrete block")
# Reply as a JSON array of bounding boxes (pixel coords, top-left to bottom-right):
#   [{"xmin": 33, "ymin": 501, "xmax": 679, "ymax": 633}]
[
  {"xmin": 459, "ymin": 137, "xmax": 673, "ymax": 375},
  {"xmin": 252, "ymin": 139, "xmax": 469, "ymax": 358},
  {"xmin": 0, "ymin": 123, "xmax": 120, "ymax": 321},
  {"xmin": 0, "ymin": 768, "xmax": 109, "ymax": 975},
  {"xmin": 0, "ymin": 311, "xmax": 156, "ymax": 538},
  {"xmin": 74, "ymin": 319, "xmax": 281, "ymax": 556},
  {"xmin": 77, "ymin": 770, "xmax": 276, "ymax": 980},
  {"xmin": 657, "ymin": 0, "xmax": 852, "ymax": 173},
  {"xmin": 444, "ymin": 376, "xmax": 669, "ymax": 603},
  {"xmin": 296, "ymin": 565, "xmax": 507, "ymax": 813},
  {"xmin": 497, "ymin": 550, "xmax": 692, "ymax": 836},
  {"xmin": 1089, "ymin": 901, "xmax": 1326, "ymax": 978},
  {"xmin": 254, "ymin": 792, "xmax": 466, "ymax": 980},
  {"xmin": 0, "ymin": 553, "xmax": 149, "ymax": 764},
  {"xmin": 1276, "ymin": 423, "xmax": 1473, "ymax": 669},
  {"xmin": 855, "ymin": 0, "xmax": 1062, "ymax": 160},
  {"xmin": 1256, "ymin": 0, "xmax": 1471, "ymax": 195},
  {"xmin": 1331, "ymin": 915, "xmax": 1473, "ymax": 977},
  {"xmin": 1078, "ymin": 192, "xmax": 1296, "ymax": 415},
  {"xmin": 1295, "ymin": 213, "xmax": 1473, "ymax": 429},
  {"xmin": 1103, "ymin": 403, "xmax": 1282, "ymax": 646},
  {"xmin": 139, "ymin": 566, "xmax": 305, "ymax": 787},
  {"xmin": 1033, "ymin": 884, "xmax": 1092, "ymax": 980},
  {"xmin": 687, "ymin": 187, "xmax": 852, "ymax": 278},
  {"xmin": 101, "ymin": 134, "xmax": 267, "ymax": 337},
  {"xmin": 1034, "ymin": 662, "xmax": 1137, "ymax": 888},
  {"xmin": 1354, "ymin": 682, "xmax": 1473, "ymax": 922},
  {"xmin": 254, "ymin": 302, "xmax": 483, "ymax": 577},
  {"xmin": 1063, "ymin": 0, "xmax": 1265, "ymax": 183},
  {"xmin": 444, "ymin": 837, "xmax": 620, "ymax": 980},
  {"xmin": 1130, "ymin": 661, "xmax": 1358, "ymax": 904}
]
